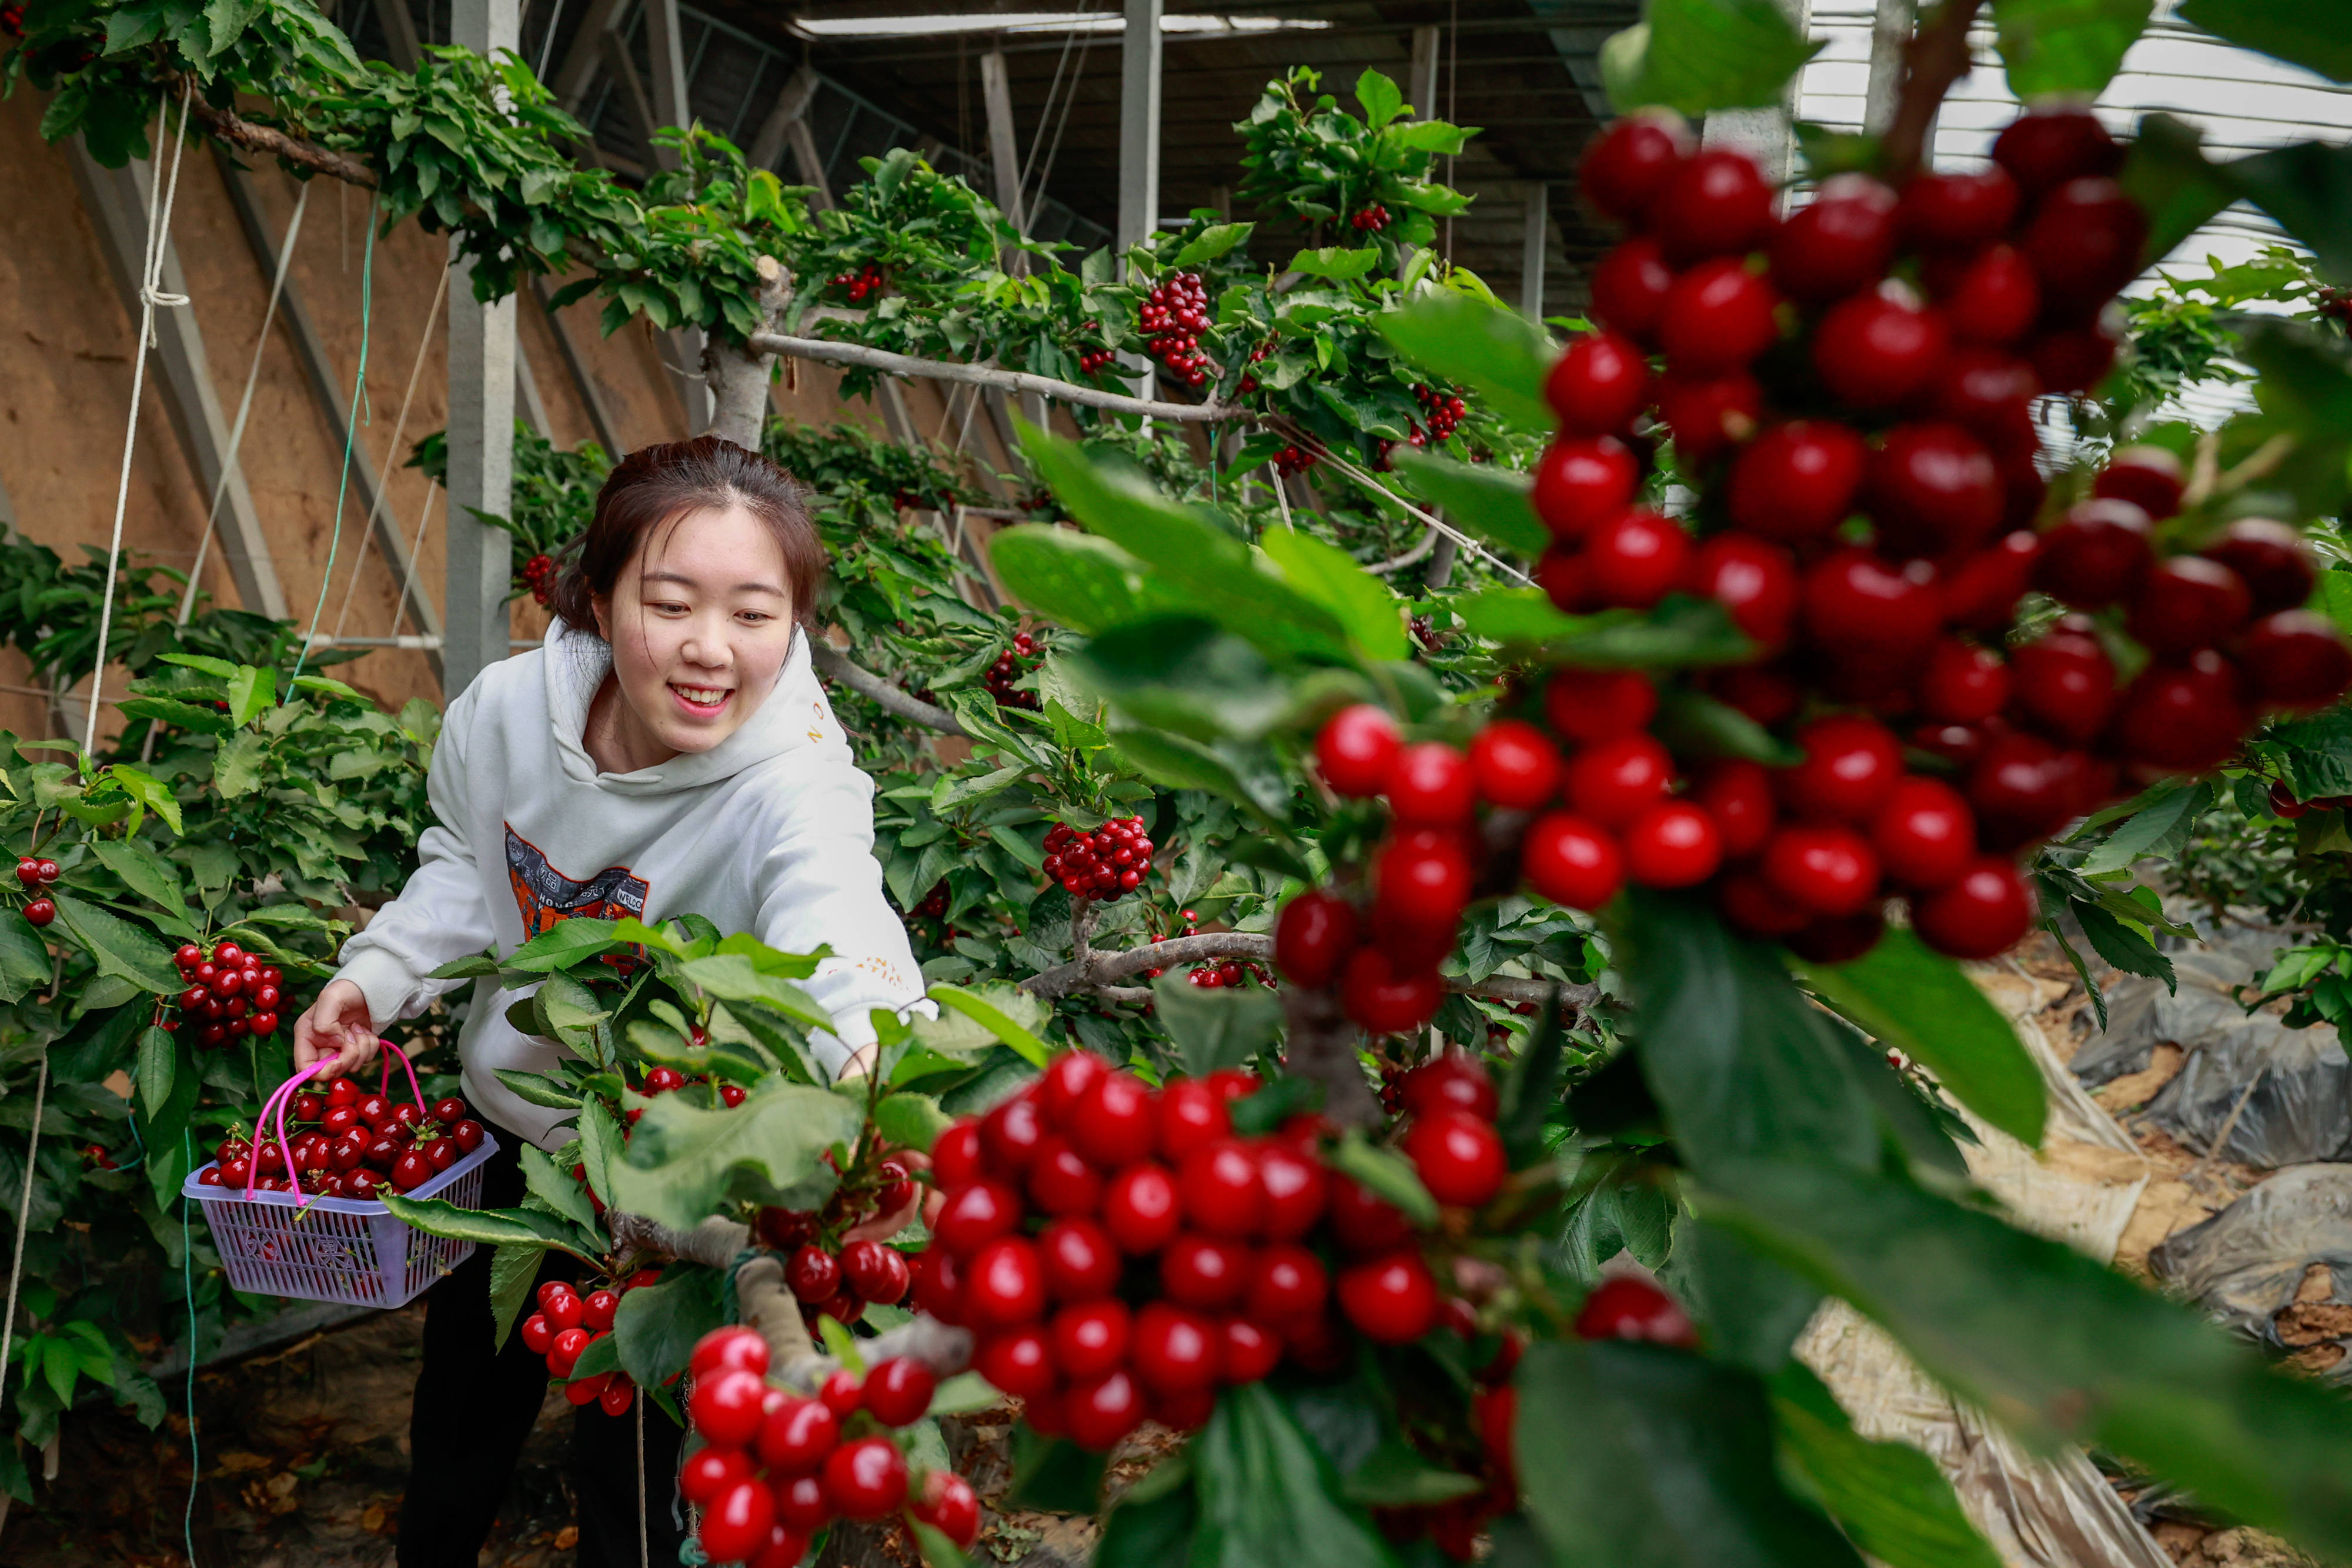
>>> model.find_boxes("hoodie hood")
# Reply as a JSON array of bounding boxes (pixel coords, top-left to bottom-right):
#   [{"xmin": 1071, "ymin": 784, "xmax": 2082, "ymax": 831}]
[{"xmin": 542, "ymin": 618, "xmax": 823, "ymax": 796}]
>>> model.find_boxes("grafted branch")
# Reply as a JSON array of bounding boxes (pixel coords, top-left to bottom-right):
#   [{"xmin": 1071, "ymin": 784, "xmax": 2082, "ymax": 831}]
[
  {"xmin": 747, "ymin": 330, "xmax": 1238, "ymax": 423},
  {"xmin": 177, "ymin": 88, "xmax": 380, "ymax": 188}
]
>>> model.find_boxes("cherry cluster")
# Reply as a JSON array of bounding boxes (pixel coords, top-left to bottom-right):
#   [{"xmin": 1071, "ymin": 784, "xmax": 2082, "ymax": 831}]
[
  {"xmin": 908, "ymin": 1052, "xmax": 1514, "ymax": 1453},
  {"xmin": 1042, "ymin": 817, "xmax": 1155, "ymax": 901},
  {"xmin": 1075, "ymin": 322, "xmax": 1118, "ymax": 377},
  {"xmin": 911, "ymin": 879, "xmax": 951, "ymax": 923},
  {"xmin": 830, "ymin": 263, "xmax": 886, "ymax": 303},
  {"xmin": 520, "ymin": 1269, "xmax": 664, "ymax": 1416},
  {"xmin": 1412, "ymin": 383, "xmax": 1468, "ymax": 441},
  {"xmin": 170, "ymin": 941, "xmax": 286, "ymax": 1049},
  {"xmin": 984, "ymin": 631, "xmax": 1041, "ymax": 710},
  {"xmin": 1239, "ymin": 340, "xmax": 1272, "ymax": 396},
  {"xmin": 681, "ymin": 1325, "xmax": 980, "ymax": 1566},
  {"xmin": 642, "ymin": 1062, "xmax": 747, "ymax": 1109},
  {"xmin": 1272, "ymin": 443, "xmax": 1319, "ymax": 477},
  {"xmin": 1349, "ymin": 203, "xmax": 1392, "ymax": 233},
  {"xmin": 2315, "ymin": 286, "xmax": 2351, "ymax": 330},
  {"xmin": 12, "ymin": 853, "xmax": 56, "ymax": 928},
  {"xmin": 753, "ymin": 1164, "xmax": 918, "ymax": 1330},
  {"xmin": 0, "ymin": 6, "xmax": 23, "ymax": 37},
  {"xmin": 1185, "ymin": 958, "xmax": 1271, "ymax": 990},
  {"xmin": 1138, "ymin": 270, "xmax": 1214, "ymax": 387},
  {"xmin": 198, "ymin": 1084, "xmax": 485, "ymax": 1198},
  {"xmin": 520, "ymin": 551, "xmax": 556, "ymax": 607}
]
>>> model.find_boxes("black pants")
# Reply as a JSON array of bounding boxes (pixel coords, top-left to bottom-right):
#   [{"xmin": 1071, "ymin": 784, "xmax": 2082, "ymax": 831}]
[{"xmin": 397, "ymin": 1121, "xmax": 687, "ymax": 1567}]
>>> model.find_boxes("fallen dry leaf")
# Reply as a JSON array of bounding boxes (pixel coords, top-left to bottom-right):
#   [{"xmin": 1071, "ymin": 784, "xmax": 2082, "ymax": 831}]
[{"xmin": 554, "ymin": 1525, "xmax": 580, "ymax": 1549}]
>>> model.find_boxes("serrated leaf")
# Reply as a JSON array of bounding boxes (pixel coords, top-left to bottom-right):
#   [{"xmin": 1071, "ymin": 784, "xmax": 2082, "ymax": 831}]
[
  {"xmin": 1390, "ymin": 450, "xmax": 1548, "ymax": 557},
  {"xmin": 136, "ymin": 1026, "xmax": 175, "ymax": 1118},
  {"xmin": 1378, "ymin": 292, "xmax": 1556, "ymax": 432},
  {"xmin": 520, "ymin": 1141, "xmax": 601, "ymax": 1231},
  {"xmin": 1259, "ymin": 527, "xmax": 1408, "ymax": 662},
  {"xmin": 0, "ymin": 909, "xmax": 53, "ymax": 1003},
  {"xmin": 1151, "ymin": 972, "xmax": 1283, "ymax": 1078},
  {"xmin": 606, "ymin": 1085, "xmax": 860, "ymax": 1230},
  {"xmin": 91, "ymin": 839, "xmax": 186, "ymax": 915},
  {"xmin": 210, "ymin": 730, "xmax": 269, "ymax": 798},
  {"xmin": 613, "ymin": 1265, "xmax": 728, "ymax": 1387},
  {"xmin": 225, "ymin": 663, "xmax": 276, "ymax": 728},
  {"xmin": 1603, "ymin": 0, "xmax": 1824, "ymax": 116},
  {"xmin": 50, "ymin": 892, "xmax": 180, "ymax": 992},
  {"xmin": 379, "ymin": 1195, "xmax": 599, "ymax": 1259},
  {"xmin": 989, "ymin": 524, "xmax": 1185, "ymax": 634},
  {"xmin": 927, "ymin": 982, "xmax": 1053, "ymax": 1066},
  {"xmin": 1171, "ymin": 223, "xmax": 1254, "ymax": 268},
  {"xmin": 875, "ymin": 1091, "xmax": 951, "ymax": 1152},
  {"xmin": 1993, "ymin": 0, "xmax": 2153, "ymax": 98},
  {"xmin": 489, "ymin": 1243, "xmax": 546, "ymax": 1352}
]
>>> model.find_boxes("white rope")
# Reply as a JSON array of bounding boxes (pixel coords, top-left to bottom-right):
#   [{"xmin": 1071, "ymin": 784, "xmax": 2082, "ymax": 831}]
[
  {"xmin": 177, "ymin": 179, "xmax": 310, "ymax": 626},
  {"xmin": 0, "ymin": 1051, "xmax": 48, "ymax": 1439},
  {"xmin": 636, "ymin": 1394, "xmax": 650, "ymax": 1568},
  {"xmin": 1272, "ymin": 426, "xmax": 1536, "ymax": 587},
  {"xmin": 87, "ymin": 83, "xmax": 197, "ymax": 758},
  {"xmin": 329, "ymin": 263, "xmax": 451, "ymax": 639}
]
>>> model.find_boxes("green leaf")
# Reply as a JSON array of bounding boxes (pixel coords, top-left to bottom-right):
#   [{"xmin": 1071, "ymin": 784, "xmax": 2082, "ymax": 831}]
[
  {"xmin": 1286, "ymin": 246, "xmax": 1382, "ymax": 283},
  {"xmin": 1098, "ymin": 1457, "xmax": 1200, "ymax": 1567},
  {"xmin": 1602, "ymin": 0, "xmax": 1825, "ymax": 118},
  {"xmin": 1355, "ymin": 67, "xmax": 1405, "ymax": 128},
  {"xmin": 50, "ymin": 892, "xmax": 180, "ymax": 993},
  {"xmin": 502, "ymin": 917, "xmax": 625, "ymax": 972},
  {"xmin": 1517, "ymin": 1340, "xmax": 1865, "ymax": 1567},
  {"xmin": 0, "ymin": 910, "xmax": 54, "ymax": 1004},
  {"xmin": 1105, "ymin": 729, "xmax": 1285, "ymax": 825},
  {"xmin": 91, "ymin": 839, "xmax": 186, "ymax": 915},
  {"xmin": 1151, "ymin": 972, "xmax": 1284, "ymax": 1077},
  {"xmin": 875, "ymin": 1091, "xmax": 951, "ymax": 1152},
  {"xmin": 2077, "ymin": 779, "xmax": 2208, "ymax": 875},
  {"xmin": 1070, "ymin": 619, "xmax": 1295, "ymax": 744},
  {"xmin": 1621, "ymin": 890, "xmax": 1879, "ymax": 1180},
  {"xmin": 1652, "ymin": 688, "xmax": 1803, "ymax": 766},
  {"xmin": 577, "ymin": 1098, "xmax": 623, "ymax": 1207},
  {"xmin": 493, "ymin": 1067, "xmax": 584, "ymax": 1110},
  {"xmin": 613, "ymin": 1265, "xmax": 728, "ymax": 1388},
  {"xmin": 211, "ymin": 730, "xmax": 269, "ymax": 798},
  {"xmin": 1259, "ymin": 527, "xmax": 1409, "ymax": 662},
  {"xmin": 1496, "ymin": 998, "xmax": 1569, "ymax": 1171},
  {"xmin": 1770, "ymin": 1363, "xmax": 2003, "ymax": 1568},
  {"xmin": 225, "ymin": 663, "xmax": 276, "ymax": 728},
  {"xmin": 1696, "ymin": 1158, "xmax": 2352, "ymax": 1562},
  {"xmin": 1190, "ymin": 1383, "xmax": 1402, "ymax": 1568},
  {"xmin": 2224, "ymin": 140, "xmax": 2352, "ymax": 289},
  {"xmin": 135, "ymin": 1025, "xmax": 175, "ymax": 1118},
  {"xmin": 606, "ymin": 1084, "xmax": 860, "ymax": 1231},
  {"xmin": 2178, "ymin": 0, "xmax": 2352, "ymax": 82},
  {"xmin": 927, "ymin": 982, "xmax": 1053, "ymax": 1067},
  {"xmin": 1992, "ymin": 0, "xmax": 2153, "ymax": 98},
  {"xmin": 1789, "ymin": 928, "xmax": 2046, "ymax": 1148},
  {"xmin": 1457, "ymin": 589, "xmax": 1584, "ymax": 645},
  {"xmin": 1005, "ymin": 1426, "xmax": 1107, "ymax": 1513},
  {"xmin": 1171, "ymin": 223, "xmax": 1255, "ymax": 268},
  {"xmin": 377, "ymin": 1196, "xmax": 600, "ymax": 1259},
  {"xmin": 1378, "ymin": 292, "xmax": 1555, "ymax": 433},
  {"xmin": 489, "ymin": 1243, "xmax": 546, "ymax": 1352},
  {"xmin": 988, "ymin": 525, "xmax": 1185, "ymax": 634},
  {"xmin": 520, "ymin": 1142, "xmax": 600, "ymax": 1231},
  {"xmin": 1339, "ymin": 1439, "xmax": 1484, "ymax": 1505},
  {"xmin": 1390, "ymin": 450, "xmax": 1548, "ymax": 557},
  {"xmin": 1327, "ymin": 1129, "xmax": 1440, "ymax": 1228}
]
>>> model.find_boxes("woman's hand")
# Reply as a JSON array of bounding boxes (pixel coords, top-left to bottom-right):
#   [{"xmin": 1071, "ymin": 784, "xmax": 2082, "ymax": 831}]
[{"xmin": 293, "ymin": 979, "xmax": 382, "ymax": 1083}]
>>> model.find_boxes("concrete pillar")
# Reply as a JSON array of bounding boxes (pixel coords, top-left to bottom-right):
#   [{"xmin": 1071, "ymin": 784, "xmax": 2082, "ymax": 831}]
[
  {"xmin": 1521, "ymin": 183, "xmax": 1548, "ymax": 319},
  {"xmin": 981, "ymin": 49, "xmax": 1028, "ymax": 275},
  {"xmin": 1117, "ymin": 0, "xmax": 1162, "ymax": 259},
  {"xmin": 446, "ymin": 0, "xmax": 521, "ymax": 696},
  {"xmin": 1702, "ymin": 0, "xmax": 1813, "ymax": 188}
]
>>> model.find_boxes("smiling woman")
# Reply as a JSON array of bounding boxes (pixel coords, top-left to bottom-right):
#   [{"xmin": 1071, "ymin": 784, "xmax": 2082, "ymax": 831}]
[{"xmin": 285, "ymin": 434, "xmax": 927, "ymax": 1566}]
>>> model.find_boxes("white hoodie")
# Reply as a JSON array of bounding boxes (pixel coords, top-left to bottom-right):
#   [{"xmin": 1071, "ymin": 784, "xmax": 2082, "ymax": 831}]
[{"xmin": 334, "ymin": 622, "xmax": 927, "ymax": 1148}]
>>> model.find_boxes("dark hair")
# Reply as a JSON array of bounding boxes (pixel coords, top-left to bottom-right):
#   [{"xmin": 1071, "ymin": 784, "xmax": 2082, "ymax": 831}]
[{"xmin": 548, "ymin": 436, "xmax": 826, "ymax": 632}]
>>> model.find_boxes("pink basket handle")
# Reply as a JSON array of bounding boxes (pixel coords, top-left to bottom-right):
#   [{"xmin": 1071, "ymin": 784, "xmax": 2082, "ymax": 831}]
[
  {"xmin": 374, "ymin": 1037, "xmax": 427, "ymax": 1110},
  {"xmin": 246, "ymin": 1039, "xmax": 422, "ymax": 1206}
]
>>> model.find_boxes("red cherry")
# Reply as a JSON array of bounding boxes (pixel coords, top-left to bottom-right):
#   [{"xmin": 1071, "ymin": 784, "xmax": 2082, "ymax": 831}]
[
  {"xmin": 1050, "ymin": 1299, "xmax": 1132, "ymax": 1380},
  {"xmin": 981, "ymin": 1094, "xmax": 1049, "ymax": 1175},
  {"xmin": 1622, "ymin": 801, "xmax": 1722, "ymax": 889},
  {"xmin": 1583, "ymin": 510, "xmax": 1690, "ymax": 609},
  {"xmin": 1132, "ymin": 1302, "xmax": 1222, "ymax": 1393},
  {"xmin": 1691, "ymin": 760, "xmax": 1775, "ymax": 858},
  {"xmin": 1683, "ymin": 533, "xmax": 1798, "ymax": 649},
  {"xmin": 1402, "ymin": 1109, "xmax": 1506, "ymax": 1208},
  {"xmin": 1040, "ymin": 1049, "xmax": 1109, "ymax": 1125},
  {"xmin": 1866, "ymin": 423, "xmax": 2001, "ymax": 555},
  {"xmin": 1760, "ymin": 824, "xmax": 1880, "ymax": 917},
  {"xmin": 975, "ymin": 1327, "xmax": 1057, "ymax": 1399},
  {"xmin": 389, "ymin": 1149, "xmax": 435, "ymax": 1191},
  {"xmin": 911, "ymin": 1469, "xmax": 983, "ymax": 1553},
  {"xmin": 1158, "ymin": 1078, "xmax": 1234, "ymax": 1164},
  {"xmin": 1385, "ymin": 742, "xmax": 1475, "ymax": 827},
  {"xmin": 1273, "ymin": 890, "xmax": 1359, "ymax": 988},
  {"xmin": 2112, "ymin": 651, "xmax": 2250, "ymax": 773},
  {"xmin": 1064, "ymin": 1368, "xmax": 1145, "ymax": 1452},
  {"xmin": 1532, "ymin": 435, "xmax": 1640, "ymax": 542},
  {"xmin": 2087, "ymin": 446, "xmax": 2184, "ymax": 524},
  {"xmin": 1160, "ymin": 1232, "xmax": 1251, "ymax": 1310},
  {"xmin": 1255, "ymin": 1141, "xmax": 1328, "ymax": 1241},
  {"xmin": 1030, "ymin": 1218, "xmax": 1117, "ymax": 1306},
  {"xmin": 2241, "ymin": 611, "xmax": 2352, "ymax": 710},
  {"xmin": 682, "ymin": 1445, "xmax": 755, "ymax": 1503},
  {"xmin": 2201, "ymin": 520, "xmax": 2313, "ymax": 616},
  {"xmin": 689, "ymin": 1368, "xmax": 770, "ymax": 1449},
  {"xmin": 1544, "ymin": 668, "xmax": 1657, "ymax": 746},
  {"xmin": 842, "ymin": 1240, "xmax": 911, "ymax": 1306},
  {"xmin": 931, "ymin": 1121, "xmax": 983, "ymax": 1188},
  {"xmin": 1898, "ymin": 166, "xmax": 2019, "ymax": 251},
  {"xmin": 2271, "ymin": 781, "xmax": 2310, "ymax": 819},
  {"xmin": 933, "ymin": 1178, "xmax": 1021, "ymax": 1258},
  {"xmin": 1025, "ymin": 1135, "xmax": 1105, "ymax": 1218},
  {"xmin": 1780, "ymin": 716, "xmax": 1902, "ymax": 824},
  {"xmin": 1337, "ymin": 1252, "xmax": 1439, "ymax": 1344},
  {"xmin": 1177, "ymin": 1139, "xmax": 1264, "ymax": 1239},
  {"xmin": 1932, "ymin": 349, "xmax": 2042, "ymax": 459},
  {"xmin": 756, "ymin": 1396, "xmax": 840, "ymax": 1473},
  {"xmin": 1913, "ymin": 858, "xmax": 2036, "ymax": 959},
  {"xmin": 2023, "ymin": 179, "xmax": 2147, "ymax": 311},
  {"xmin": 581, "ymin": 1289, "xmax": 619, "ymax": 1330},
  {"xmin": 862, "ymin": 1356, "xmax": 936, "ymax": 1427},
  {"xmin": 2036, "ymin": 499, "xmax": 2153, "ymax": 608},
  {"xmin": 1654, "ymin": 369, "xmax": 1763, "ymax": 467},
  {"xmin": 1521, "ymin": 813, "xmax": 1624, "ymax": 910},
  {"xmin": 1339, "ymin": 947, "xmax": 1445, "ymax": 1034},
  {"xmin": 1653, "ymin": 148, "xmax": 1775, "ymax": 264},
  {"xmin": 774, "ymin": 1472, "xmax": 834, "ymax": 1533},
  {"xmin": 1967, "ymin": 732, "xmax": 2092, "ymax": 849},
  {"xmin": 1573, "ymin": 1276, "xmax": 1699, "ymax": 1346},
  {"xmin": 1942, "ymin": 529, "xmax": 2043, "ymax": 633},
  {"xmin": 1401, "ymin": 1052, "xmax": 1498, "ymax": 1120},
  {"xmin": 1590, "ymin": 236, "xmax": 1678, "ymax": 342},
  {"xmin": 1546, "ymin": 332, "xmax": 1652, "ymax": 434},
  {"xmin": 1769, "ymin": 174, "xmax": 1897, "ymax": 302},
  {"xmin": 1660, "ymin": 259, "xmax": 1782, "ymax": 373},
  {"xmin": 700, "ymin": 1477, "xmax": 777, "ymax": 1564},
  {"xmin": 1578, "ymin": 111, "xmax": 1695, "ymax": 223},
  {"xmin": 2129, "ymin": 557, "xmax": 2251, "ymax": 658},
  {"xmin": 1871, "ymin": 777, "xmax": 1976, "ymax": 891},
  {"xmin": 1992, "ymin": 105, "xmax": 2123, "ymax": 200},
  {"xmin": 821, "ymin": 1437, "xmax": 908, "ymax": 1522},
  {"xmin": 1102, "ymin": 1162, "xmax": 1182, "ymax": 1254},
  {"xmin": 1802, "ymin": 549, "xmax": 1939, "ymax": 661},
  {"xmin": 786, "ymin": 1245, "xmax": 841, "ymax": 1303},
  {"xmin": 1316, "ymin": 704, "xmax": 1401, "ymax": 797},
  {"xmin": 965, "ymin": 1236, "xmax": 1047, "ymax": 1328},
  {"xmin": 1220, "ymin": 1314, "xmax": 1283, "ymax": 1385},
  {"xmin": 1813, "ymin": 288, "xmax": 1947, "ymax": 407},
  {"xmin": 1729, "ymin": 421, "xmax": 1866, "ymax": 542},
  {"xmin": 1374, "ymin": 830, "xmax": 1473, "ymax": 939},
  {"xmin": 1068, "ymin": 1071, "xmax": 1158, "ymax": 1168},
  {"xmin": 1563, "ymin": 733, "xmax": 1672, "ymax": 828},
  {"xmin": 1248, "ymin": 1244, "xmax": 1331, "ymax": 1323},
  {"xmin": 1467, "ymin": 719, "xmax": 1562, "ymax": 810},
  {"xmin": 2010, "ymin": 627, "xmax": 2117, "ymax": 744},
  {"xmin": 1916, "ymin": 639, "xmax": 2010, "ymax": 724}
]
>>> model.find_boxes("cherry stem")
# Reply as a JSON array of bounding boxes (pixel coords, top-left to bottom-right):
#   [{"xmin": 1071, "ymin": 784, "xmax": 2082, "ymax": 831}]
[{"xmin": 1880, "ymin": 0, "xmax": 1987, "ymax": 181}]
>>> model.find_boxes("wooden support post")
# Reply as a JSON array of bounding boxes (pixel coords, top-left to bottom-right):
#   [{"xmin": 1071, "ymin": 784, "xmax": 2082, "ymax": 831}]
[
  {"xmin": 446, "ymin": 0, "xmax": 521, "ymax": 697},
  {"xmin": 68, "ymin": 146, "xmax": 289, "ymax": 620},
  {"xmin": 214, "ymin": 152, "xmax": 443, "ymax": 670},
  {"xmin": 981, "ymin": 49, "xmax": 1027, "ymax": 274},
  {"xmin": 1521, "ymin": 182, "xmax": 1548, "ymax": 319},
  {"xmin": 552, "ymin": 0, "xmax": 629, "ymax": 110},
  {"xmin": 747, "ymin": 66, "xmax": 821, "ymax": 172}
]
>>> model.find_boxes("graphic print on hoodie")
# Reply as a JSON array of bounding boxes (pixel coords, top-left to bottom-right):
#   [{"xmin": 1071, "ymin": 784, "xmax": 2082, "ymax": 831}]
[{"xmin": 506, "ymin": 825, "xmax": 649, "ymax": 937}]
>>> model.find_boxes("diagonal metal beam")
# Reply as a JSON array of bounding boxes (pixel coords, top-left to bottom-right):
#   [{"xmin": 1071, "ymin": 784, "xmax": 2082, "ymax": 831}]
[
  {"xmin": 528, "ymin": 276, "xmax": 624, "ymax": 456},
  {"xmin": 746, "ymin": 65, "xmax": 821, "ymax": 172},
  {"xmin": 552, "ymin": 0, "xmax": 629, "ymax": 109},
  {"xmin": 69, "ymin": 146, "xmax": 289, "ymax": 620},
  {"xmin": 213, "ymin": 151, "xmax": 442, "ymax": 671},
  {"xmin": 373, "ymin": 0, "xmax": 424, "ymax": 71}
]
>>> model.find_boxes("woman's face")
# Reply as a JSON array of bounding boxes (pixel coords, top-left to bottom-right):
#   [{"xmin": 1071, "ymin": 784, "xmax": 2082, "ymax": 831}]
[{"xmin": 592, "ymin": 502, "xmax": 797, "ymax": 758}]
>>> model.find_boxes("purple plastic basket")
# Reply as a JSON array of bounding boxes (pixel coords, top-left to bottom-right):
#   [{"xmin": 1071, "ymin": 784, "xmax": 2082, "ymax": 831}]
[{"xmin": 181, "ymin": 1132, "xmax": 499, "ymax": 1309}]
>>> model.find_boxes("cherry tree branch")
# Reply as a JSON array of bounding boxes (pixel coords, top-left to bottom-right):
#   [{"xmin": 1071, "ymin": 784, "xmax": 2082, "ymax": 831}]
[
  {"xmin": 747, "ymin": 330, "xmax": 1238, "ymax": 423},
  {"xmin": 173, "ymin": 85, "xmax": 380, "ymax": 188},
  {"xmin": 1880, "ymin": 0, "xmax": 1987, "ymax": 179},
  {"xmin": 807, "ymin": 641, "xmax": 967, "ymax": 736}
]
